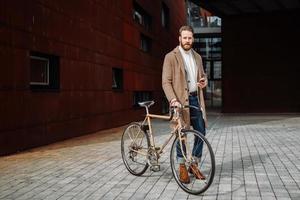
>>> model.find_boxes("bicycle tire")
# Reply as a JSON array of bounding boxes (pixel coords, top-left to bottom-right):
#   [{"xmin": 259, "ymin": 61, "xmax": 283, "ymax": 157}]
[
  {"xmin": 170, "ymin": 129, "xmax": 215, "ymax": 195},
  {"xmin": 121, "ymin": 122, "xmax": 150, "ymax": 176}
]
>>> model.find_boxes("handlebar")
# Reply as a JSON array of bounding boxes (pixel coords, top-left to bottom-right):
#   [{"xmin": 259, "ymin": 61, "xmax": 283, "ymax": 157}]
[
  {"xmin": 169, "ymin": 105, "xmax": 200, "ymax": 121},
  {"xmin": 137, "ymin": 101, "xmax": 200, "ymax": 121}
]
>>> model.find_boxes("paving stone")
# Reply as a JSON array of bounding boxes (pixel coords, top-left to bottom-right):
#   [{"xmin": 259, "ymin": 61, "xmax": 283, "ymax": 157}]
[{"xmin": 1, "ymin": 114, "xmax": 300, "ymax": 200}]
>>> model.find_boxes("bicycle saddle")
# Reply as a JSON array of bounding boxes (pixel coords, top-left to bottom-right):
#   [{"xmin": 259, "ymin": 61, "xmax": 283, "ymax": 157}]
[{"xmin": 138, "ymin": 101, "xmax": 155, "ymax": 108}]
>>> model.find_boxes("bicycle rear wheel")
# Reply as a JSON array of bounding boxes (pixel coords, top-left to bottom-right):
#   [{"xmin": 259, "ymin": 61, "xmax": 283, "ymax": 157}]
[
  {"xmin": 170, "ymin": 129, "xmax": 215, "ymax": 195},
  {"xmin": 121, "ymin": 122, "xmax": 149, "ymax": 176}
]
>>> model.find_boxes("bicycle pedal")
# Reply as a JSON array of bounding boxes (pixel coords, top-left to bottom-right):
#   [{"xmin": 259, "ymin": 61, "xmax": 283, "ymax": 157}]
[{"xmin": 150, "ymin": 165, "xmax": 160, "ymax": 172}]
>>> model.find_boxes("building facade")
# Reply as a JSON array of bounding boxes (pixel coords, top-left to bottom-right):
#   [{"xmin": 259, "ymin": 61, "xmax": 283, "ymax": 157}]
[
  {"xmin": 0, "ymin": 0, "xmax": 186, "ymax": 155},
  {"xmin": 190, "ymin": 0, "xmax": 300, "ymax": 113},
  {"xmin": 186, "ymin": 1, "xmax": 222, "ymax": 109}
]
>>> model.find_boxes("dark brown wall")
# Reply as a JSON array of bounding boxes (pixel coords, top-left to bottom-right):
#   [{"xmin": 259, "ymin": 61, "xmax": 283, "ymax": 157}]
[
  {"xmin": 0, "ymin": 0, "xmax": 186, "ymax": 155},
  {"xmin": 222, "ymin": 11, "xmax": 300, "ymax": 113}
]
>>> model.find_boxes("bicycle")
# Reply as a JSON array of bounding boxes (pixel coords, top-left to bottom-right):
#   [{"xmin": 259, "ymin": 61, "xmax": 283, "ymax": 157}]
[{"xmin": 121, "ymin": 100, "xmax": 215, "ymax": 195}]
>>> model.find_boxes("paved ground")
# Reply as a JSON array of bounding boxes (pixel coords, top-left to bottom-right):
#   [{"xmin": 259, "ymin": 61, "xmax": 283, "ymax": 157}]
[{"xmin": 0, "ymin": 112, "xmax": 300, "ymax": 200}]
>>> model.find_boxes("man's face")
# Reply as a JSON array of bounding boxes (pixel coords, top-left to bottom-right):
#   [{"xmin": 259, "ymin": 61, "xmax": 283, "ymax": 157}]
[{"xmin": 179, "ymin": 30, "xmax": 194, "ymax": 51}]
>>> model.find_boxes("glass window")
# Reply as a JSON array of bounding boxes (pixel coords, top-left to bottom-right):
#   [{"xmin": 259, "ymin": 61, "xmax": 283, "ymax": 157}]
[
  {"xmin": 133, "ymin": 1, "xmax": 152, "ymax": 30},
  {"xmin": 133, "ymin": 11, "xmax": 142, "ymax": 25},
  {"xmin": 30, "ymin": 51, "xmax": 60, "ymax": 91},
  {"xmin": 198, "ymin": 37, "xmax": 221, "ymax": 60},
  {"xmin": 112, "ymin": 67, "xmax": 123, "ymax": 90},
  {"xmin": 204, "ymin": 80, "xmax": 222, "ymax": 108},
  {"xmin": 207, "ymin": 16, "xmax": 222, "ymax": 27},
  {"xmin": 30, "ymin": 56, "xmax": 49, "ymax": 85},
  {"xmin": 213, "ymin": 61, "xmax": 222, "ymax": 79},
  {"xmin": 140, "ymin": 34, "xmax": 151, "ymax": 52},
  {"xmin": 212, "ymin": 80, "xmax": 222, "ymax": 107},
  {"xmin": 205, "ymin": 61, "xmax": 211, "ymax": 79},
  {"xmin": 161, "ymin": 2, "xmax": 169, "ymax": 29}
]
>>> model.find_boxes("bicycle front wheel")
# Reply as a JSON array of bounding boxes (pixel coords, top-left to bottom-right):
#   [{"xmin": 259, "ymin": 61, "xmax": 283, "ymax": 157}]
[
  {"xmin": 121, "ymin": 122, "xmax": 149, "ymax": 176},
  {"xmin": 170, "ymin": 129, "xmax": 215, "ymax": 195}
]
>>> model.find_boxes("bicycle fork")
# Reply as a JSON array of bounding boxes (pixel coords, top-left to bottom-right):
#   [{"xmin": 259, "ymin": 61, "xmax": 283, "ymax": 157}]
[{"xmin": 178, "ymin": 129, "xmax": 194, "ymax": 165}]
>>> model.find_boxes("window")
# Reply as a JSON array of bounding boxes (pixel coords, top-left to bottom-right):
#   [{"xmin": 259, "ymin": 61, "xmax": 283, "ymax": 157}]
[
  {"xmin": 161, "ymin": 2, "xmax": 170, "ymax": 29},
  {"xmin": 112, "ymin": 67, "xmax": 123, "ymax": 90},
  {"xmin": 207, "ymin": 16, "xmax": 222, "ymax": 27},
  {"xmin": 140, "ymin": 34, "xmax": 151, "ymax": 52},
  {"xmin": 30, "ymin": 51, "xmax": 59, "ymax": 91},
  {"xmin": 213, "ymin": 61, "xmax": 222, "ymax": 79},
  {"xmin": 133, "ymin": 1, "xmax": 152, "ymax": 30},
  {"xmin": 30, "ymin": 56, "xmax": 49, "ymax": 85},
  {"xmin": 133, "ymin": 91, "xmax": 153, "ymax": 107},
  {"xmin": 196, "ymin": 37, "xmax": 221, "ymax": 60}
]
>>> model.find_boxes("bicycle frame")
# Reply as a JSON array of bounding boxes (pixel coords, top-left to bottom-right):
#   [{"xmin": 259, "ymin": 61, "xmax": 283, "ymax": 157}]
[{"xmin": 140, "ymin": 105, "xmax": 185, "ymax": 156}]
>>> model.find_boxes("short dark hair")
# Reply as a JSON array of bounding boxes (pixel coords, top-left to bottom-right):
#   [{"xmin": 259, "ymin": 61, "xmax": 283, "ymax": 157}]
[{"xmin": 179, "ymin": 25, "xmax": 194, "ymax": 36}]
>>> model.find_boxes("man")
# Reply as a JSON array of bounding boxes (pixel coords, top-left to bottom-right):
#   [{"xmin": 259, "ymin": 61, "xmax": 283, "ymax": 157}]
[{"xmin": 162, "ymin": 25, "xmax": 208, "ymax": 183}]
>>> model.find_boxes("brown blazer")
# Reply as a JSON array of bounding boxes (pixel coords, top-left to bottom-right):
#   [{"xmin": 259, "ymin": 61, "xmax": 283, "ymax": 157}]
[{"xmin": 162, "ymin": 46, "xmax": 207, "ymax": 128}]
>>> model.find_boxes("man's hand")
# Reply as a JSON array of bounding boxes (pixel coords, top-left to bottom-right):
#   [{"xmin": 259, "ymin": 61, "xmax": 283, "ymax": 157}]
[
  {"xmin": 197, "ymin": 77, "xmax": 207, "ymax": 89},
  {"xmin": 170, "ymin": 99, "xmax": 181, "ymax": 108}
]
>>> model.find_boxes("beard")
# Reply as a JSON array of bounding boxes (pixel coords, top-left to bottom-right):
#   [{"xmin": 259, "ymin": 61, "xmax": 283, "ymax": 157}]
[{"xmin": 180, "ymin": 41, "xmax": 192, "ymax": 51}]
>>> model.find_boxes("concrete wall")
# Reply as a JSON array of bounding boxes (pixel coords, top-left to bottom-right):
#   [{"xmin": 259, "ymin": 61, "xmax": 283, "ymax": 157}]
[
  {"xmin": 0, "ymin": 0, "xmax": 186, "ymax": 155},
  {"xmin": 222, "ymin": 11, "xmax": 300, "ymax": 113}
]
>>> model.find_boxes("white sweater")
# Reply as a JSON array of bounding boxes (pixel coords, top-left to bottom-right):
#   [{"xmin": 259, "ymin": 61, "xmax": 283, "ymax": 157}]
[{"xmin": 179, "ymin": 46, "xmax": 197, "ymax": 93}]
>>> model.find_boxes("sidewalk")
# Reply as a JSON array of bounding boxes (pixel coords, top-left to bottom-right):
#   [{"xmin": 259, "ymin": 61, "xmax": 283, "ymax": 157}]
[{"xmin": 0, "ymin": 113, "xmax": 300, "ymax": 200}]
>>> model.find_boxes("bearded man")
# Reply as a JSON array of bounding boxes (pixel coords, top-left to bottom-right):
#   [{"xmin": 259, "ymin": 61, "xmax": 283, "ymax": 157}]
[{"xmin": 162, "ymin": 25, "xmax": 208, "ymax": 183}]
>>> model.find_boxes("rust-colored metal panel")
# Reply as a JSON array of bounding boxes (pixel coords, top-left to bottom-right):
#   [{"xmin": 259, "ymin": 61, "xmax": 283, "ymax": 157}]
[{"xmin": 0, "ymin": 0, "xmax": 186, "ymax": 155}]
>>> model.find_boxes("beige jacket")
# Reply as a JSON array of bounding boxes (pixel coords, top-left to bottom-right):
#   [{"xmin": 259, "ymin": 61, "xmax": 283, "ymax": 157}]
[{"xmin": 162, "ymin": 46, "xmax": 207, "ymax": 128}]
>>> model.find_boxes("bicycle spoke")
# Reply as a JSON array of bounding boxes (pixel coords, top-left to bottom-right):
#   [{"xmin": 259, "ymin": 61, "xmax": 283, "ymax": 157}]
[
  {"xmin": 170, "ymin": 129, "xmax": 215, "ymax": 195},
  {"xmin": 121, "ymin": 123, "xmax": 149, "ymax": 176}
]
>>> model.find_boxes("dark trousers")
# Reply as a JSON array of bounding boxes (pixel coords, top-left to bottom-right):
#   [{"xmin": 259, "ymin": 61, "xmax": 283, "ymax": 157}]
[{"xmin": 176, "ymin": 95, "xmax": 206, "ymax": 163}]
